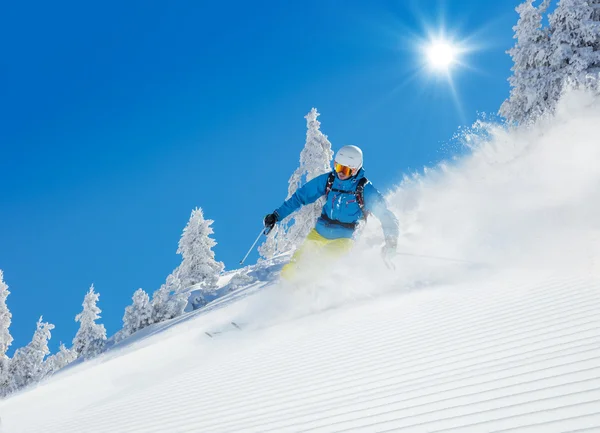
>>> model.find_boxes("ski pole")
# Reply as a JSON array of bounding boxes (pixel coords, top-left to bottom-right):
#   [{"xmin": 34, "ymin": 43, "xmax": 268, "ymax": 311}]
[{"xmin": 239, "ymin": 226, "xmax": 269, "ymax": 265}]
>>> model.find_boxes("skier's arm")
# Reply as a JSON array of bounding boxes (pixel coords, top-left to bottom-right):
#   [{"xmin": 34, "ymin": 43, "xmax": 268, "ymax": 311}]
[
  {"xmin": 274, "ymin": 172, "xmax": 330, "ymax": 220},
  {"xmin": 363, "ymin": 183, "xmax": 399, "ymax": 243}
]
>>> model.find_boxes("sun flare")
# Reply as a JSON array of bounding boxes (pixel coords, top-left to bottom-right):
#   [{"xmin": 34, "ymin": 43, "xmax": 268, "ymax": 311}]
[{"xmin": 426, "ymin": 40, "xmax": 458, "ymax": 70}]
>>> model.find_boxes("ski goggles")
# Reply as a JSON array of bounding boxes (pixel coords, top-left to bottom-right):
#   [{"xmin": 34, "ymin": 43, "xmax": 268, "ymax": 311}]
[{"xmin": 334, "ymin": 162, "xmax": 357, "ymax": 177}]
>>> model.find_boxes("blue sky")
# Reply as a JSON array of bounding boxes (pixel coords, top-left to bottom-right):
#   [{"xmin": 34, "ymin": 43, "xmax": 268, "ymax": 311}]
[{"xmin": 1, "ymin": 0, "xmax": 520, "ymax": 354}]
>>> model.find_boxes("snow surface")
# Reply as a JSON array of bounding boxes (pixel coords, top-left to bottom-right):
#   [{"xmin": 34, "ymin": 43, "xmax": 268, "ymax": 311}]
[
  {"xmin": 1, "ymin": 90, "xmax": 600, "ymax": 432},
  {"xmin": 1, "ymin": 272, "xmax": 599, "ymax": 433}
]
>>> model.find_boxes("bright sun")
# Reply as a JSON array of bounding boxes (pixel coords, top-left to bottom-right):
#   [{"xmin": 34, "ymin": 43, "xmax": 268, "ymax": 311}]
[{"xmin": 426, "ymin": 41, "xmax": 457, "ymax": 70}]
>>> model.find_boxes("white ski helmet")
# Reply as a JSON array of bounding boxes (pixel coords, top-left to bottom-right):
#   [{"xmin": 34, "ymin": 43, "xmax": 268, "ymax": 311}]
[{"xmin": 335, "ymin": 145, "xmax": 363, "ymax": 170}]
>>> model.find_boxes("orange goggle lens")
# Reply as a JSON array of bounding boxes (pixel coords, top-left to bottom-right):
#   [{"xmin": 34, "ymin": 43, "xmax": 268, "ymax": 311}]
[{"xmin": 334, "ymin": 162, "xmax": 355, "ymax": 177}]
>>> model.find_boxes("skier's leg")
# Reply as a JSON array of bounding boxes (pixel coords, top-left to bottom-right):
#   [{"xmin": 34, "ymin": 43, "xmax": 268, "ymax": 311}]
[
  {"xmin": 323, "ymin": 237, "xmax": 354, "ymax": 258},
  {"xmin": 281, "ymin": 229, "xmax": 328, "ymax": 280}
]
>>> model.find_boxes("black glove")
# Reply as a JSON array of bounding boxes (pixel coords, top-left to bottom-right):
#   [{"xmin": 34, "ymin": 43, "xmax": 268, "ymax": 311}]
[{"xmin": 263, "ymin": 212, "xmax": 279, "ymax": 232}]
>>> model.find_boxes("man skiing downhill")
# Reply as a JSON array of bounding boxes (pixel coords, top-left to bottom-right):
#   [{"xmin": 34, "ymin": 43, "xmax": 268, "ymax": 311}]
[{"xmin": 264, "ymin": 145, "xmax": 399, "ymax": 279}]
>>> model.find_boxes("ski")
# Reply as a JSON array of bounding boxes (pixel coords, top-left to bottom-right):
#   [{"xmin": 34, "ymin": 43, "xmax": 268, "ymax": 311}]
[{"xmin": 205, "ymin": 322, "xmax": 244, "ymax": 338}]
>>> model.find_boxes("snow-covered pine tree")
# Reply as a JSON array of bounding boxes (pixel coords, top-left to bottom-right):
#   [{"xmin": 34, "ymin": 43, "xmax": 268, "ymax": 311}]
[
  {"xmin": 7, "ymin": 317, "xmax": 54, "ymax": 393},
  {"xmin": 259, "ymin": 108, "xmax": 334, "ymax": 259},
  {"xmin": 549, "ymin": 0, "xmax": 600, "ymax": 91},
  {"xmin": 150, "ymin": 272, "xmax": 187, "ymax": 323},
  {"xmin": 0, "ymin": 270, "xmax": 13, "ymax": 396},
  {"xmin": 175, "ymin": 207, "xmax": 224, "ymax": 293},
  {"xmin": 500, "ymin": 0, "xmax": 553, "ymax": 124},
  {"xmin": 0, "ymin": 269, "xmax": 13, "ymax": 357},
  {"xmin": 72, "ymin": 285, "xmax": 107, "ymax": 359},
  {"xmin": 41, "ymin": 343, "xmax": 77, "ymax": 379},
  {"xmin": 0, "ymin": 356, "xmax": 9, "ymax": 397},
  {"xmin": 0, "ymin": 270, "xmax": 13, "ymax": 358},
  {"xmin": 122, "ymin": 288, "xmax": 153, "ymax": 337}
]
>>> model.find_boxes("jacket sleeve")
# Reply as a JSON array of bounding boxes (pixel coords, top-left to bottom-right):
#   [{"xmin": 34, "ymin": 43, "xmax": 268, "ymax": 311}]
[
  {"xmin": 363, "ymin": 182, "xmax": 399, "ymax": 241},
  {"xmin": 275, "ymin": 172, "xmax": 330, "ymax": 220}
]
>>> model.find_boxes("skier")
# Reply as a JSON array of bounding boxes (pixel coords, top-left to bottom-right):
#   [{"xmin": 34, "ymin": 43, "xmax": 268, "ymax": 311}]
[{"xmin": 264, "ymin": 145, "xmax": 399, "ymax": 279}]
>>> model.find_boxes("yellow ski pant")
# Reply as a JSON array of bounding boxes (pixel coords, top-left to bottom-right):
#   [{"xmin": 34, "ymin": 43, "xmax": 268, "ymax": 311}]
[{"xmin": 281, "ymin": 229, "xmax": 354, "ymax": 280}]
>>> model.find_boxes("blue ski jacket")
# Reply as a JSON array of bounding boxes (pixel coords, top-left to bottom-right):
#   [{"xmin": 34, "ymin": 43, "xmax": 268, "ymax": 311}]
[{"xmin": 275, "ymin": 169, "xmax": 399, "ymax": 241}]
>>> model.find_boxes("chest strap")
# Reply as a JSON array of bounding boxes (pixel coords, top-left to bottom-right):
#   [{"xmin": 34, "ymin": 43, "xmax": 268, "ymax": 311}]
[{"xmin": 319, "ymin": 213, "xmax": 359, "ymax": 230}]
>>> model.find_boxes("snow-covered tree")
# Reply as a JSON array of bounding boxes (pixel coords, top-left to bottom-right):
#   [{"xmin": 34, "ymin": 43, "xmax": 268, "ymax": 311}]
[
  {"xmin": 175, "ymin": 207, "xmax": 224, "ymax": 293},
  {"xmin": 259, "ymin": 108, "xmax": 334, "ymax": 258},
  {"xmin": 501, "ymin": 0, "xmax": 600, "ymax": 124},
  {"xmin": 226, "ymin": 272, "xmax": 257, "ymax": 293},
  {"xmin": 0, "ymin": 356, "xmax": 9, "ymax": 397},
  {"xmin": 150, "ymin": 273, "xmax": 188, "ymax": 323},
  {"xmin": 0, "ymin": 270, "xmax": 13, "ymax": 397},
  {"xmin": 41, "ymin": 343, "xmax": 77, "ymax": 379},
  {"xmin": 8, "ymin": 317, "xmax": 54, "ymax": 393},
  {"xmin": 72, "ymin": 285, "xmax": 106, "ymax": 359},
  {"xmin": 288, "ymin": 108, "xmax": 335, "ymax": 192},
  {"xmin": 500, "ymin": 0, "xmax": 553, "ymax": 124},
  {"xmin": 549, "ymin": 0, "xmax": 600, "ymax": 90},
  {"xmin": 0, "ymin": 270, "xmax": 13, "ymax": 358},
  {"xmin": 122, "ymin": 288, "xmax": 153, "ymax": 337}
]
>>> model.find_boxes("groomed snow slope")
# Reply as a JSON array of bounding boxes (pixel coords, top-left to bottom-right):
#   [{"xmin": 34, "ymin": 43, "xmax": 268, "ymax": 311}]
[
  {"xmin": 2, "ymin": 90, "xmax": 600, "ymax": 432},
  {"xmin": 1, "ymin": 272, "xmax": 599, "ymax": 432}
]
